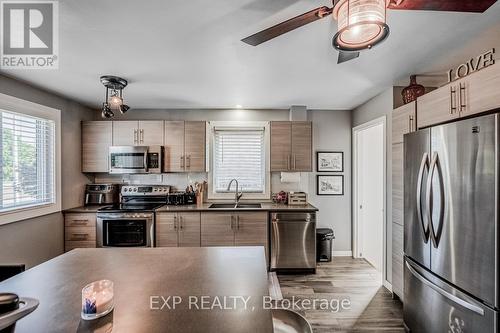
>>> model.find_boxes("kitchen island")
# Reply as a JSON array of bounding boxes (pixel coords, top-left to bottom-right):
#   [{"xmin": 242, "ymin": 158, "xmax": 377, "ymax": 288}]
[{"xmin": 0, "ymin": 247, "xmax": 273, "ymax": 333}]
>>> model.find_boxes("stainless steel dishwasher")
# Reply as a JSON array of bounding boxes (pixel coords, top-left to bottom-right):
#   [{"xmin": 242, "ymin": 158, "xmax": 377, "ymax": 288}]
[{"xmin": 270, "ymin": 212, "xmax": 316, "ymax": 273}]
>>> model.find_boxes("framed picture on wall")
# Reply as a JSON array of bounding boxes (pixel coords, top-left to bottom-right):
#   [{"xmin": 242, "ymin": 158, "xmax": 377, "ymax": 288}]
[
  {"xmin": 316, "ymin": 151, "xmax": 343, "ymax": 172},
  {"xmin": 317, "ymin": 175, "xmax": 344, "ymax": 196}
]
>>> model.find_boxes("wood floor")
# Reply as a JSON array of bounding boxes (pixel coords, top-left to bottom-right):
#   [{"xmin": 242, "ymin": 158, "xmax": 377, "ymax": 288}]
[{"xmin": 277, "ymin": 257, "xmax": 404, "ymax": 333}]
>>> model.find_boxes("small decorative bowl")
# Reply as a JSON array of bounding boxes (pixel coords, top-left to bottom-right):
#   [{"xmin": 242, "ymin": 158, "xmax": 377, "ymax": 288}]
[{"xmin": 81, "ymin": 280, "xmax": 114, "ymax": 321}]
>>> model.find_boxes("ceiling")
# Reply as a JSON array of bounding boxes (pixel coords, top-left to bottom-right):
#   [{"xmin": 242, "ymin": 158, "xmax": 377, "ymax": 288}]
[{"xmin": 1, "ymin": 0, "xmax": 500, "ymax": 110}]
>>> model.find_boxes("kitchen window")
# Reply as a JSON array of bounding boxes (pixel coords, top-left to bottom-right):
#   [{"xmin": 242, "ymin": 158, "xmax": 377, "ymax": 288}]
[
  {"xmin": 208, "ymin": 121, "xmax": 270, "ymax": 200},
  {"xmin": 0, "ymin": 93, "xmax": 61, "ymax": 225}
]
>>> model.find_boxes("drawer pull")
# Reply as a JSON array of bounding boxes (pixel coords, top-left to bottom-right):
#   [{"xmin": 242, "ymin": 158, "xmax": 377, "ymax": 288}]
[{"xmin": 71, "ymin": 233, "xmax": 89, "ymax": 240}]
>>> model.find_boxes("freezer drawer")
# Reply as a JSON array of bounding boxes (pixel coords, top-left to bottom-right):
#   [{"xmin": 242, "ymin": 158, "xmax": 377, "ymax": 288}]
[
  {"xmin": 270, "ymin": 213, "xmax": 316, "ymax": 270},
  {"xmin": 404, "ymin": 257, "xmax": 497, "ymax": 333}
]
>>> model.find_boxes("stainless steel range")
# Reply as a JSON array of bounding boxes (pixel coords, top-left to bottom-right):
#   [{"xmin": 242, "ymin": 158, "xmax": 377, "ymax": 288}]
[{"xmin": 96, "ymin": 185, "xmax": 170, "ymax": 247}]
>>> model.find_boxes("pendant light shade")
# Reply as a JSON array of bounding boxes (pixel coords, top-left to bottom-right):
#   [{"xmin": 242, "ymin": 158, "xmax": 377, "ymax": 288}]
[{"xmin": 333, "ymin": 0, "xmax": 389, "ymax": 52}]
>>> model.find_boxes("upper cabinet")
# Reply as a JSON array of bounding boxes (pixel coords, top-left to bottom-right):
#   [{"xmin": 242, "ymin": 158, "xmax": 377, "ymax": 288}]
[
  {"xmin": 82, "ymin": 121, "xmax": 112, "ymax": 173},
  {"xmin": 417, "ymin": 82, "xmax": 460, "ymax": 129},
  {"xmin": 164, "ymin": 121, "xmax": 206, "ymax": 172},
  {"xmin": 270, "ymin": 121, "xmax": 312, "ymax": 172},
  {"xmin": 112, "ymin": 121, "xmax": 164, "ymax": 146},
  {"xmin": 417, "ymin": 63, "xmax": 500, "ymax": 129},
  {"xmin": 461, "ymin": 62, "xmax": 500, "ymax": 117},
  {"xmin": 392, "ymin": 102, "xmax": 416, "ymax": 144}
]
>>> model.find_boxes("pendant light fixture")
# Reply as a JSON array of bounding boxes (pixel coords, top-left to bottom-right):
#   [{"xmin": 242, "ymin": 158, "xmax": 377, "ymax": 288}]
[
  {"xmin": 332, "ymin": 0, "xmax": 389, "ymax": 52},
  {"xmin": 100, "ymin": 75, "xmax": 130, "ymax": 118}
]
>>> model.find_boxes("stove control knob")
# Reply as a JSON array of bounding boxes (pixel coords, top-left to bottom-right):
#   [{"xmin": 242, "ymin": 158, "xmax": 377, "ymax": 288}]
[{"xmin": 134, "ymin": 188, "xmax": 137, "ymax": 192}]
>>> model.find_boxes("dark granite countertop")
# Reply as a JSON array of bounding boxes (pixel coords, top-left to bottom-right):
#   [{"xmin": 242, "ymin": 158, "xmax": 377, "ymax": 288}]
[{"xmin": 0, "ymin": 247, "xmax": 273, "ymax": 333}]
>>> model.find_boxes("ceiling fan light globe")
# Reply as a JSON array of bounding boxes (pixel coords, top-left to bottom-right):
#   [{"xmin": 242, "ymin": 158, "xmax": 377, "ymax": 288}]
[
  {"xmin": 109, "ymin": 95, "xmax": 123, "ymax": 106},
  {"xmin": 332, "ymin": 0, "xmax": 389, "ymax": 52}
]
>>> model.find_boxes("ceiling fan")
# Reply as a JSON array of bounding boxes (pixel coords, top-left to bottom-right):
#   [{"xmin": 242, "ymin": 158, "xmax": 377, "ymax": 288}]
[{"xmin": 242, "ymin": 0, "xmax": 497, "ymax": 64}]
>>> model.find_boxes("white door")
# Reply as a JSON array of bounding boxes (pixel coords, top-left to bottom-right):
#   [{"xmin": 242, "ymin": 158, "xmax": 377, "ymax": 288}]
[{"xmin": 356, "ymin": 123, "xmax": 384, "ymax": 273}]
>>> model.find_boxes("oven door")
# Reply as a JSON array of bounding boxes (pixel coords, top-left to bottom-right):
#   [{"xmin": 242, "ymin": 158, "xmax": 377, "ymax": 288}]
[
  {"xmin": 97, "ymin": 214, "xmax": 154, "ymax": 247},
  {"xmin": 109, "ymin": 146, "xmax": 148, "ymax": 174}
]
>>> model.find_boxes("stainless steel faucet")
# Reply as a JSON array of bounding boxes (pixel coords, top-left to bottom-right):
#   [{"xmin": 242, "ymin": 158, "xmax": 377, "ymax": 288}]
[{"xmin": 227, "ymin": 179, "xmax": 243, "ymax": 207}]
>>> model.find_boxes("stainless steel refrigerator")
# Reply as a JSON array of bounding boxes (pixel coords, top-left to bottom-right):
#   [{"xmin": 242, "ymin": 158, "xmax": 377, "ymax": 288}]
[{"xmin": 403, "ymin": 113, "xmax": 498, "ymax": 332}]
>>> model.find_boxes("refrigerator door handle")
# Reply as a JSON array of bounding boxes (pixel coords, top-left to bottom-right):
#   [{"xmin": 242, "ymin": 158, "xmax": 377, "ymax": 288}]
[
  {"xmin": 405, "ymin": 260, "xmax": 485, "ymax": 316},
  {"xmin": 425, "ymin": 152, "xmax": 444, "ymax": 248},
  {"xmin": 416, "ymin": 153, "xmax": 430, "ymax": 242}
]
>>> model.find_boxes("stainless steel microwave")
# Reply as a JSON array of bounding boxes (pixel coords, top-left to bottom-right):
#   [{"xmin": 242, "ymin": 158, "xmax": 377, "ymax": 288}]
[{"xmin": 109, "ymin": 146, "xmax": 163, "ymax": 174}]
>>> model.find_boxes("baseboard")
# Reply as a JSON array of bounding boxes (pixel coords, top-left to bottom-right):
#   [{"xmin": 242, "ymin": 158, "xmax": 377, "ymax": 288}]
[
  {"xmin": 383, "ymin": 280, "xmax": 392, "ymax": 292},
  {"xmin": 332, "ymin": 251, "xmax": 353, "ymax": 257}
]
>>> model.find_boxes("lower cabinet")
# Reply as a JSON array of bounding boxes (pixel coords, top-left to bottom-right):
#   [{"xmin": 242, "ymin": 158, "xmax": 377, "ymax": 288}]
[
  {"xmin": 156, "ymin": 212, "xmax": 201, "ymax": 247},
  {"xmin": 64, "ymin": 213, "xmax": 97, "ymax": 251},
  {"xmin": 201, "ymin": 212, "xmax": 268, "ymax": 261}
]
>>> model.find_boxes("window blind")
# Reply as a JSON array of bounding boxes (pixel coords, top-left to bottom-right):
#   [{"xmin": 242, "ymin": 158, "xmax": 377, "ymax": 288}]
[
  {"xmin": 213, "ymin": 128, "xmax": 265, "ymax": 193},
  {"xmin": 0, "ymin": 110, "xmax": 55, "ymax": 212}
]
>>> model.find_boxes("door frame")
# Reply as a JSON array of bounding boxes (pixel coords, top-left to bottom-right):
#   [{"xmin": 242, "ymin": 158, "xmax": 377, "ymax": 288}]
[{"xmin": 352, "ymin": 116, "xmax": 388, "ymax": 287}]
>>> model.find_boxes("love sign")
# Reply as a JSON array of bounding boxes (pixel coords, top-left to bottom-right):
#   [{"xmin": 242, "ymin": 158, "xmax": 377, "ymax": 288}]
[{"xmin": 447, "ymin": 49, "xmax": 495, "ymax": 83}]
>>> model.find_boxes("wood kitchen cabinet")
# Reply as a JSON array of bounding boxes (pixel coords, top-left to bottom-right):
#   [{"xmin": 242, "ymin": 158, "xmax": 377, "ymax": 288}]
[
  {"xmin": 200, "ymin": 212, "xmax": 234, "ymax": 246},
  {"xmin": 164, "ymin": 121, "xmax": 206, "ymax": 172},
  {"xmin": 392, "ymin": 102, "xmax": 416, "ymax": 144},
  {"xmin": 200, "ymin": 212, "xmax": 268, "ymax": 260},
  {"xmin": 270, "ymin": 121, "xmax": 312, "ymax": 172},
  {"xmin": 417, "ymin": 83, "xmax": 460, "ymax": 129},
  {"xmin": 64, "ymin": 213, "xmax": 97, "ymax": 251},
  {"xmin": 112, "ymin": 121, "xmax": 164, "ymax": 146},
  {"xmin": 417, "ymin": 63, "xmax": 500, "ymax": 129},
  {"xmin": 82, "ymin": 121, "xmax": 112, "ymax": 173},
  {"xmin": 156, "ymin": 212, "xmax": 201, "ymax": 247},
  {"xmin": 460, "ymin": 62, "xmax": 500, "ymax": 117}
]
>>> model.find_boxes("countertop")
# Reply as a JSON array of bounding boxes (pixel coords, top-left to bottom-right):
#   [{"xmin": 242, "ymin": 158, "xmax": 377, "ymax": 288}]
[
  {"xmin": 0, "ymin": 247, "xmax": 273, "ymax": 333},
  {"xmin": 64, "ymin": 203, "xmax": 318, "ymax": 213},
  {"xmin": 62, "ymin": 205, "xmax": 103, "ymax": 213},
  {"xmin": 155, "ymin": 202, "xmax": 318, "ymax": 212}
]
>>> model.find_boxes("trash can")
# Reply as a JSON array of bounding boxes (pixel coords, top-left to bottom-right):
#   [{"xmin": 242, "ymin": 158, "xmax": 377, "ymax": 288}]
[{"xmin": 316, "ymin": 228, "xmax": 334, "ymax": 262}]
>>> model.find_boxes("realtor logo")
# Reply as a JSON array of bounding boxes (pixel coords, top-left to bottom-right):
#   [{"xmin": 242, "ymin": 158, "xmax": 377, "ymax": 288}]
[{"xmin": 1, "ymin": 1, "xmax": 58, "ymax": 69}]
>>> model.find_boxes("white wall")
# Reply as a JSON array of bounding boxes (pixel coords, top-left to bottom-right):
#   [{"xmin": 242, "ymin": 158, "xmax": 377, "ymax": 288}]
[
  {"xmin": 97, "ymin": 108, "xmax": 353, "ymax": 253},
  {"xmin": 0, "ymin": 74, "xmax": 95, "ymax": 268}
]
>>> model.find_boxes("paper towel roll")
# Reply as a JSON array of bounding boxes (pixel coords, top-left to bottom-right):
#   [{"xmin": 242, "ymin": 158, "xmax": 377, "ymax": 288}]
[{"xmin": 280, "ymin": 172, "xmax": 301, "ymax": 183}]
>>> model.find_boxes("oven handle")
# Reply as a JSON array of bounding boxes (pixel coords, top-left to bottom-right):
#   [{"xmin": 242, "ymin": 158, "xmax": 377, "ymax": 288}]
[{"xmin": 97, "ymin": 214, "xmax": 154, "ymax": 220}]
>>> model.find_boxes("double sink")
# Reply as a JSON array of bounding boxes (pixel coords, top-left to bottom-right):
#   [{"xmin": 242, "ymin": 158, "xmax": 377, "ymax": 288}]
[{"xmin": 208, "ymin": 203, "xmax": 262, "ymax": 209}]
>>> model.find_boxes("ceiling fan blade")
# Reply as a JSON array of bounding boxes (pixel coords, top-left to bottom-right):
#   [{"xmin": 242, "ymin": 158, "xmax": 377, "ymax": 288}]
[
  {"xmin": 387, "ymin": 0, "xmax": 497, "ymax": 13},
  {"xmin": 241, "ymin": 6, "xmax": 333, "ymax": 46},
  {"xmin": 337, "ymin": 51, "xmax": 360, "ymax": 64}
]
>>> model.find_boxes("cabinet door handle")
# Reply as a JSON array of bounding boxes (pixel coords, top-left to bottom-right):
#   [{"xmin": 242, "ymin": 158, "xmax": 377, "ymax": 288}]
[
  {"xmin": 293, "ymin": 154, "xmax": 296, "ymax": 170},
  {"xmin": 174, "ymin": 216, "xmax": 177, "ymax": 230},
  {"xmin": 287, "ymin": 154, "xmax": 290, "ymax": 170},
  {"xmin": 186, "ymin": 155, "xmax": 191, "ymax": 168},
  {"xmin": 70, "ymin": 220, "xmax": 89, "ymax": 226},
  {"xmin": 459, "ymin": 83, "xmax": 466, "ymax": 113},
  {"xmin": 230, "ymin": 216, "xmax": 234, "ymax": 230},
  {"xmin": 71, "ymin": 233, "xmax": 89, "ymax": 240},
  {"xmin": 450, "ymin": 86, "xmax": 457, "ymax": 114},
  {"xmin": 408, "ymin": 115, "xmax": 414, "ymax": 132},
  {"xmin": 134, "ymin": 129, "xmax": 138, "ymax": 144},
  {"xmin": 179, "ymin": 216, "xmax": 183, "ymax": 229},
  {"xmin": 180, "ymin": 156, "xmax": 185, "ymax": 169},
  {"xmin": 140, "ymin": 129, "xmax": 144, "ymax": 143},
  {"xmin": 237, "ymin": 215, "xmax": 240, "ymax": 230}
]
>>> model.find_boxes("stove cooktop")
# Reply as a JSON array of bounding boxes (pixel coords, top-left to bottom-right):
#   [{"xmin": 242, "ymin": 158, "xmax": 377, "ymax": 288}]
[{"xmin": 98, "ymin": 204, "xmax": 164, "ymax": 213}]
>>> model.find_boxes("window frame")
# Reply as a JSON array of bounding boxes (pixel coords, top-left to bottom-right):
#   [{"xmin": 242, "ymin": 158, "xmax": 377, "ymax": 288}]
[
  {"xmin": 0, "ymin": 93, "xmax": 61, "ymax": 225},
  {"xmin": 207, "ymin": 121, "xmax": 270, "ymax": 200}
]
